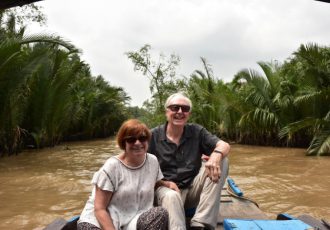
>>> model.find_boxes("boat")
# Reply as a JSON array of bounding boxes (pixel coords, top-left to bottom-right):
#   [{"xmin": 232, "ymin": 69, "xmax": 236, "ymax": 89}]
[
  {"xmin": 217, "ymin": 178, "xmax": 329, "ymax": 229},
  {"xmin": 44, "ymin": 178, "xmax": 330, "ymax": 230}
]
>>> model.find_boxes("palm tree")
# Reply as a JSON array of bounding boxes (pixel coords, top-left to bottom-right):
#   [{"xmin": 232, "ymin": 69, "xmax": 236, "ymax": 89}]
[
  {"xmin": 22, "ymin": 45, "xmax": 84, "ymax": 147},
  {"xmin": 279, "ymin": 43, "xmax": 330, "ymax": 155},
  {"xmin": 231, "ymin": 61, "xmax": 290, "ymax": 145},
  {"xmin": 0, "ymin": 14, "xmax": 77, "ymax": 154},
  {"xmin": 187, "ymin": 57, "xmax": 223, "ymax": 134}
]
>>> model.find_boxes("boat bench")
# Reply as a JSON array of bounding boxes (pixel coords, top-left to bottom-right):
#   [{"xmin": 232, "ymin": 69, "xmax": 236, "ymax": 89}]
[{"xmin": 223, "ymin": 219, "xmax": 312, "ymax": 230}]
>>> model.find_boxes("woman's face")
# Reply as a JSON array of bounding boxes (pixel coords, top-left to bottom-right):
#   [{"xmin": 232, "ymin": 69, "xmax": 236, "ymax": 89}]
[{"xmin": 124, "ymin": 134, "xmax": 148, "ymax": 157}]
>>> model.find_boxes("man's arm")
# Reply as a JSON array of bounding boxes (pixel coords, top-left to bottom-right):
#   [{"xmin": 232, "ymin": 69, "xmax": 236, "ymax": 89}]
[
  {"xmin": 205, "ymin": 140, "xmax": 230, "ymax": 183},
  {"xmin": 213, "ymin": 140, "xmax": 230, "ymax": 157}
]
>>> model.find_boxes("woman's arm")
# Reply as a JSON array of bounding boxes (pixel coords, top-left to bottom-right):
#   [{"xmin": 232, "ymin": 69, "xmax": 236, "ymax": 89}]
[{"xmin": 94, "ymin": 186, "xmax": 116, "ymax": 230}]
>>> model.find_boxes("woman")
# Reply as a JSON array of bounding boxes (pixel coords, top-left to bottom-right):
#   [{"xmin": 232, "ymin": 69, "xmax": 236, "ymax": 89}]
[{"xmin": 78, "ymin": 119, "xmax": 168, "ymax": 230}]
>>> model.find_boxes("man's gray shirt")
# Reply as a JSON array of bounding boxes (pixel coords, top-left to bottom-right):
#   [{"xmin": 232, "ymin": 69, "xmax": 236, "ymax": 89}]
[{"xmin": 148, "ymin": 123, "xmax": 220, "ymax": 189}]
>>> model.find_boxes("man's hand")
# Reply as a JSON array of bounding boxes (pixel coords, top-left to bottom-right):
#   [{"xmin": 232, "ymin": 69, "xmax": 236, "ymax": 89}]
[
  {"xmin": 205, "ymin": 152, "xmax": 222, "ymax": 183},
  {"xmin": 156, "ymin": 180, "xmax": 180, "ymax": 193},
  {"xmin": 166, "ymin": 181, "xmax": 180, "ymax": 193}
]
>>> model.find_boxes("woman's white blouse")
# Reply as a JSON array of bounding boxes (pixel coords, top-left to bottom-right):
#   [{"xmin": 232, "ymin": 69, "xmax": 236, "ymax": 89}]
[{"xmin": 78, "ymin": 153, "xmax": 163, "ymax": 230}]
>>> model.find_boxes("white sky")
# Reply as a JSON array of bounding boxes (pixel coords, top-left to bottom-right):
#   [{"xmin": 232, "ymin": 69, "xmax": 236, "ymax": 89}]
[{"xmin": 28, "ymin": 0, "xmax": 330, "ymax": 106}]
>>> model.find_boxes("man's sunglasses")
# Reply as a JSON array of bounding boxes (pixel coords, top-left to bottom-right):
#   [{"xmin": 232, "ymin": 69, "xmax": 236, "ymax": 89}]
[
  {"xmin": 167, "ymin": 104, "xmax": 191, "ymax": 113},
  {"xmin": 125, "ymin": 135, "xmax": 148, "ymax": 144}
]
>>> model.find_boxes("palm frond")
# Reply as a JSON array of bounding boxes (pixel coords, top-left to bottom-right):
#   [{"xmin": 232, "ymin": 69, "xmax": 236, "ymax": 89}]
[
  {"xmin": 21, "ymin": 34, "xmax": 79, "ymax": 52},
  {"xmin": 279, "ymin": 117, "xmax": 316, "ymax": 139},
  {"xmin": 294, "ymin": 89, "xmax": 321, "ymax": 105},
  {"xmin": 308, "ymin": 129, "xmax": 330, "ymax": 156}
]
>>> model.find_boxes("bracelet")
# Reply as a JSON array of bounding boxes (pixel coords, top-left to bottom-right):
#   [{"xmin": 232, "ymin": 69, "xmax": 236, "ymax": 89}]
[{"xmin": 214, "ymin": 149, "xmax": 224, "ymax": 158}]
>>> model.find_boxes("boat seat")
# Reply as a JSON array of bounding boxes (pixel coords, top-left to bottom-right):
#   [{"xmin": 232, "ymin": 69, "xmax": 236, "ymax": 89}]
[{"xmin": 223, "ymin": 219, "xmax": 313, "ymax": 230}]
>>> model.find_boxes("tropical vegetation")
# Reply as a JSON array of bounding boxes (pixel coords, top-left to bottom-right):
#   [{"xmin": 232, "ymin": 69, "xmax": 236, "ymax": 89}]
[
  {"xmin": 1, "ymin": 5, "xmax": 329, "ymax": 156},
  {"xmin": 127, "ymin": 45, "xmax": 330, "ymax": 156},
  {"xmin": 0, "ymin": 9, "xmax": 130, "ymax": 156}
]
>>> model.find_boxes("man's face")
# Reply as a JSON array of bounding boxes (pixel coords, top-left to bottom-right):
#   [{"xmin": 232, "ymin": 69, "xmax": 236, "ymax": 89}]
[{"xmin": 165, "ymin": 96, "xmax": 191, "ymax": 127}]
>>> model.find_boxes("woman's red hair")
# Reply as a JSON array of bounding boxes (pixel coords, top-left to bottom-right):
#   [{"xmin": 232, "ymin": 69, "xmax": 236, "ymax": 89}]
[{"xmin": 116, "ymin": 119, "xmax": 151, "ymax": 150}]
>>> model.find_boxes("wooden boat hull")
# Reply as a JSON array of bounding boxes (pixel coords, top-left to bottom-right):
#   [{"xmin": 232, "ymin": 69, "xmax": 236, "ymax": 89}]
[
  {"xmin": 216, "ymin": 187, "xmax": 267, "ymax": 229},
  {"xmin": 44, "ymin": 185, "xmax": 329, "ymax": 230}
]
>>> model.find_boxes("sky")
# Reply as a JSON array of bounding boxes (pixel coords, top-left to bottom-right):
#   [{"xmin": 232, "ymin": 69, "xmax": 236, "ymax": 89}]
[{"xmin": 28, "ymin": 0, "xmax": 330, "ymax": 106}]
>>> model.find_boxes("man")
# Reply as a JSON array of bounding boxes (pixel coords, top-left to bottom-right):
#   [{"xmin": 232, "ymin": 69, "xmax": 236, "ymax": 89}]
[{"xmin": 149, "ymin": 92, "xmax": 230, "ymax": 230}]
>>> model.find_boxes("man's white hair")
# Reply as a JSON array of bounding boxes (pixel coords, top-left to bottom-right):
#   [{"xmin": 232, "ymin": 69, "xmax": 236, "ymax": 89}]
[{"xmin": 164, "ymin": 92, "xmax": 192, "ymax": 111}]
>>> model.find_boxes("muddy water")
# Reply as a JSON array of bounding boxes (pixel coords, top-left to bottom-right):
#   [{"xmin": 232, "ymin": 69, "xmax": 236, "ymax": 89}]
[{"xmin": 0, "ymin": 139, "xmax": 329, "ymax": 229}]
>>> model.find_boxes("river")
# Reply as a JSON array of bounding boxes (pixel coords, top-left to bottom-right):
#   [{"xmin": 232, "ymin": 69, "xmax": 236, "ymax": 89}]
[{"xmin": 0, "ymin": 138, "xmax": 329, "ymax": 229}]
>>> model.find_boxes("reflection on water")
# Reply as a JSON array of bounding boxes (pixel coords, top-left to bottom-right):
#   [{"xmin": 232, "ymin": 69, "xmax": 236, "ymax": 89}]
[{"xmin": 0, "ymin": 139, "xmax": 329, "ymax": 229}]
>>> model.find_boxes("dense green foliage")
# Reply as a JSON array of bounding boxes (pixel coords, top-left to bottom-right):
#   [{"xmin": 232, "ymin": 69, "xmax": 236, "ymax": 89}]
[
  {"xmin": 0, "ymin": 12, "xmax": 129, "ymax": 155},
  {"xmin": 1, "ymin": 6, "xmax": 329, "ymax": 156},
  {"xmin": 128, "ymin": 45, "xmax": 330, "ymax": 156}
]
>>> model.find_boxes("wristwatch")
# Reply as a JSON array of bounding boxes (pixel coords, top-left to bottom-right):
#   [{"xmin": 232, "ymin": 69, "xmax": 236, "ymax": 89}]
[{"xmin": 214, "ymin": 149, "xmax": 224, "ymax": 158}]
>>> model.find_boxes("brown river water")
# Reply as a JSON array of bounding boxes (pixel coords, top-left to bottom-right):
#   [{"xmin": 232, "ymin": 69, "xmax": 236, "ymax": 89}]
[{"xmin": 0, "ymin": 138, "xmax": 329, "ymax": 230}]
